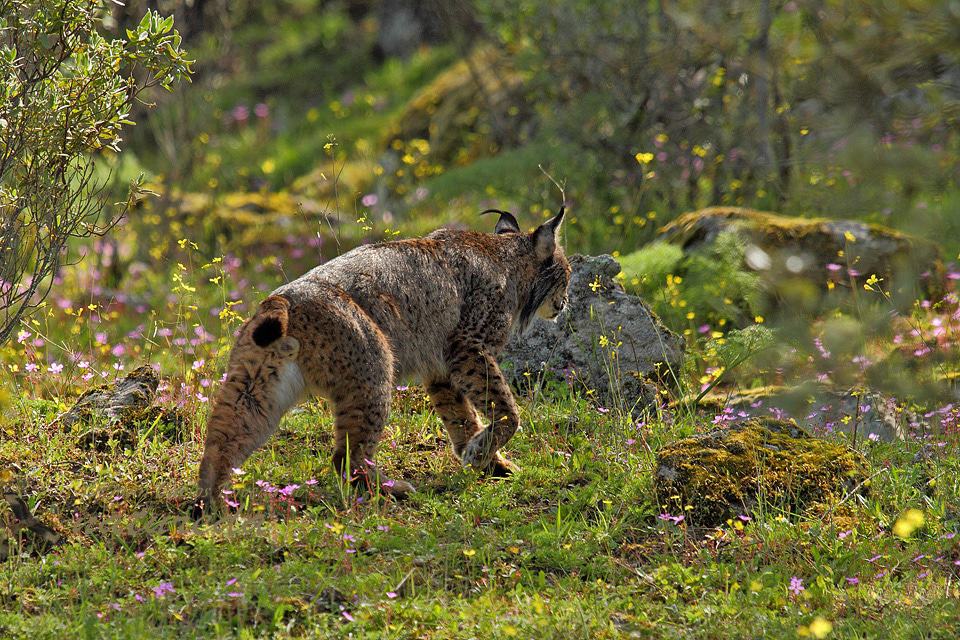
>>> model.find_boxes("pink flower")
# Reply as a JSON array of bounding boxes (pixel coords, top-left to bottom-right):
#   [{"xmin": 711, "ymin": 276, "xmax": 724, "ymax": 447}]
[
  {"xmin": 789, "ymin": 576, "xmax": 804, "ymax": 595},
  {"xmin": 152, "ymin": 582, "xmax": 175, "ymax": 598},
  {"xmin": 47, "ymin": 362, "xmax": 63, "ymax": 374},
  {"xmin": 361, "ymin": 194, "xmax": 379, "ymax": 207}
]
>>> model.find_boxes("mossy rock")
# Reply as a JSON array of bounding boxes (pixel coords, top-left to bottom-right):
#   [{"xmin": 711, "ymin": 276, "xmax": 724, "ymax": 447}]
[
  {"xmin": 655, "ymin": 418, "xmax": 868, "ymax": 526},
  {"xmin": 63, "ymin": 366, "xmax": 189, "ymax": 448},
  {"xmin": 144, "ymin": 188, "xmax": 330, "ymax": 252},
  {"xmin": 658, "ymin": 207, "xmax": 945, "ymax": 309},
  {"xmin": 384, "ymin": 46, "xmax": 531, "ymax": 166},
  {"xmin": 73, "ymin": 405, "xmax": 189, "ymax": 450}
]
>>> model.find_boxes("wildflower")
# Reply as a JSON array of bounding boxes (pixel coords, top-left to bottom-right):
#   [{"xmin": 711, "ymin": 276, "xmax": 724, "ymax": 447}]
[
  {"xmin": 361, "ymin": 194, "xmax": 379, "ymax": 207},
  {"xmin": 386, "ymin": 591, "xmax": 398, "ymax": 599},
  {"xmin": 152, "ymin": 582, "xmax": 175, "ymax": 598},
  {"xmin": 47, "ymin": 362, "xmax": 63, "ymax": 374},
  {"xmin": 789, "ymin": 576, "xmax": 804, "ymax": 596},
  {"xmin": 808, "ymin": 616, "xmax": 833, "ymax": 639},
  {"xmin": 658, "ymin": 513, "xmax": 684, "ymax": 525},
  {"xmin": 254, "ymin": 103, "xmax": 269, "ymax": 119},
  {"xmin": 341, "ymin": 609, "xmax": 355, "ymax": 622},
  {"xmin": 634, "ymin": 152, "xmax": 654, "ymax": 164},
  {"xmin": 845, "ymin": 576, "xmax": 859, "ymax": 585},
  {"xmin": 278, "ymin": 483, "xmax": 300, "ymax": 497},
  {"xmin": 893, "ymin": 509, "xmax": 925, "ymax": 538}
]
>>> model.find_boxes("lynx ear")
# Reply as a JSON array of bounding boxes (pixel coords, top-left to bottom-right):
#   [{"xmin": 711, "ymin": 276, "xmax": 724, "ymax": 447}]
[
  {"xmin": 251, "ymin": 295, "xmax": 290, "ymax": 347},
  {"xmin": 480, "ymin": 208, "xmax": 521, "ymax": 234},
  {"xmin": 532, "ymin": 205, "xmax": 566, "ymax": 260}
]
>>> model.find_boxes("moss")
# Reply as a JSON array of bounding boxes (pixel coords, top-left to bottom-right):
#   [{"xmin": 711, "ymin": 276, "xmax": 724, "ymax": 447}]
[
  {"xmin": 73, "ymin": 405, "xmax": 188, "ymax": 450},
  {"xmin": 658, "ymin": 207, "xmax": 945, "ymax": 301},
  {"xmin": 384, "ymin": 46, "xmax": 529, "ymax": 165},
  {"xmin": 655, "ymin": 418, "xmax": 868, "ymax": 526}
]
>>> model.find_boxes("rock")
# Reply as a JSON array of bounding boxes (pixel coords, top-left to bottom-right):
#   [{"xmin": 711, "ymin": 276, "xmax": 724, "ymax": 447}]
[
  {"xmin": 700, "ymin": 383, "xmax": 906, "ymax": 442},
  {"xmin": 1, "ymin": 492, "xmax": 61, "ymax": 561},
  {"xmin": 655, "ymin": 418, "xmax": 868, "ymax": 527},
  {"xmin": 500, "ymin": 254, "xmax": 685, "ymax": 413},
  {"xmin": 384, "ymin": 46, "xmax": 532, "ymax": 166},
  {"xmin": 62, "ymin": 365, "xmax": 186, "ymax": 447},
  {"xmin": 659, "ymin": 207, "xmax": 945, "ymax": 308}
]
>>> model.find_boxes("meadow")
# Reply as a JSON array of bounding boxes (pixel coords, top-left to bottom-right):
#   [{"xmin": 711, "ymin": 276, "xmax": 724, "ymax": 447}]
[{"xmin": 3, "ymin": 1, "xmax": 960, "ymax": 637}]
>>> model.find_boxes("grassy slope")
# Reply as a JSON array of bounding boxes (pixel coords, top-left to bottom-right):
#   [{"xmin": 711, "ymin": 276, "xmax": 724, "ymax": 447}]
[{"xmin": 2, "ymin": 386, "xmax": 960, "ymax": 638}]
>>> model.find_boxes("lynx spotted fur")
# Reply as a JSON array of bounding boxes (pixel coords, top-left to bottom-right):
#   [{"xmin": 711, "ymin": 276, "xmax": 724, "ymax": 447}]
[{"xmin": 194, "ymin": 208, "xmax": 569, "ymax": 514}]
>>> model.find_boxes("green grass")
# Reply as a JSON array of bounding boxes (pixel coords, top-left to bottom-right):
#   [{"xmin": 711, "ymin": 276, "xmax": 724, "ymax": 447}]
[{"xmin": 3, "ymin": 385, "xmax": 960, "ymax": 638}]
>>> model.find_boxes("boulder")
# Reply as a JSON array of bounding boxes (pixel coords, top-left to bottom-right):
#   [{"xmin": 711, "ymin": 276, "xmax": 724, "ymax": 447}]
[
  {"xmin": 659, "ymin": 207, "xmax": 945, "ymax": 308},
  {"xmin": 62, "ymin": 365, "xmax": 186, "ymax": 447},
  {"xmin": 655, "ymin": 418, "xmax": 868, "ymax": 527},
  {"xmin": 500, "ymin": 254, "xmax": 685, "ymax": 414}
]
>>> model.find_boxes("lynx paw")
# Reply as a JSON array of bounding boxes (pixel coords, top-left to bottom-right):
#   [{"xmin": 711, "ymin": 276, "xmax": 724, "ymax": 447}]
[
  {"xmin": 461, "ymin": 430, "xmax": 496, "ymax": 470},
  {"xmin": 380, "ymin": 477, "xmax": 417, "ymax": 499},
  {"xmin": 486, "ymin": 453, "xmax": 518, "ymax": 478}
]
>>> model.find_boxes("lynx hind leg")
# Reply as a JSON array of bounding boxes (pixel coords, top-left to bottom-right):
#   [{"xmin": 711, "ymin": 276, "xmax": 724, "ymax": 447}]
[
  {"xmin": 194, "ymin": 298, "xmax": 303, "ymax": 518},
  {"xmin": 331, "ymin": 389, "xmax": 416, "ymax": 498},
  {"xmin": 426, "ymin": 379, "xmax": 483, "ymax": 458},
  {"xmin": 448, "ymin": 344, "xmax": 521, "ymax": 475}
]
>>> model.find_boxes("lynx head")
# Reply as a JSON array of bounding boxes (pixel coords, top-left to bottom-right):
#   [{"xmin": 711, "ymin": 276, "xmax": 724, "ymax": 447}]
[{"xmin": 485, "ymin": 206, "xmax": 571, "ymax": 332}]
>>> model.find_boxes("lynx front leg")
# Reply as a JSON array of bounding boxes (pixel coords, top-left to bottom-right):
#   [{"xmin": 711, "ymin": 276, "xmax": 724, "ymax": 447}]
[
  {"xmin": 426, "ymin": 379, "xmax": 483, "ymax": 458},
  {"xmin": 448, "ymin": 344, "xmax": 520, "ymax": 474}
]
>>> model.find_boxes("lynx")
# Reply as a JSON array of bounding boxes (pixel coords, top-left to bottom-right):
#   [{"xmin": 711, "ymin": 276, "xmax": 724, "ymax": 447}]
[{"xmin": 194, "ymin": 207, "xmax": 570, "ymax": 514}]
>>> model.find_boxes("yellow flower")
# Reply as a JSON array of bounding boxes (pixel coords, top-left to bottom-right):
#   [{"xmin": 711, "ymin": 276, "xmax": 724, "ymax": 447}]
[
  {"xmin": 635, "ymin": 152, "xmax": 654, "ymax": 164},
  {"xmin": 893, "ymin": 509, "xmax": 925, "ymax": 538},
  {"xmin": 809, "ymin": 617, "xmax": 833, "ymax": 638}
]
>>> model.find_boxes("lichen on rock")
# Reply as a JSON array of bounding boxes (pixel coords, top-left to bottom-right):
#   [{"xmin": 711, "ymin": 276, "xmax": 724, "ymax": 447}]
[
  {"xmin": 63, "ymin": 365, "xmax": 186, "ymax": 448},
  {"xmin": 500, "ymin": 254, "xmax": 685, "ymax": 415},
  {"xmin": 655, "ymin": 418, "xmax": 869, "ymax": 527}
]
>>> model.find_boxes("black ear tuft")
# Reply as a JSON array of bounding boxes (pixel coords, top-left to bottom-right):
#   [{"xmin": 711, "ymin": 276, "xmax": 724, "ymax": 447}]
[
  {"xmin": 480, "ymin": 208, "xmax": 521, "ymax": 234},
  {"xmin": 252, "ymin": 316, "xmax": 284, "ymax": 347}
]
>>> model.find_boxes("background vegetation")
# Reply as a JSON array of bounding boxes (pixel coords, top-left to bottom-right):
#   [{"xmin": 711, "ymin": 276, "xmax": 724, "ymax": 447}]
[{"xmin": 2, "ymin": 1, "xmax": 960, "ymax": 637}]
